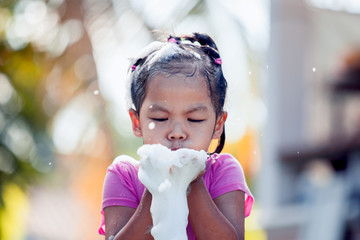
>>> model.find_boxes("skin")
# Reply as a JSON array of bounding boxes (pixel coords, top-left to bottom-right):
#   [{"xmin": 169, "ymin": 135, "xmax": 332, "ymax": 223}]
[{"xmin": 104, "ymin": 73, "xmax": 245, "ymax": 240}]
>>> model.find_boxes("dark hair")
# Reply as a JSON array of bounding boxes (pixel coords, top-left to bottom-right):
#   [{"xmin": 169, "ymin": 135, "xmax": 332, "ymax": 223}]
[{"xmin": 129, "ymin": 32, "xmax": 227, "ymax": 153}]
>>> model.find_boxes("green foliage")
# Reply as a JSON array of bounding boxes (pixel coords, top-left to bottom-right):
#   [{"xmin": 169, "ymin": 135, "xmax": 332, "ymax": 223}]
[
  {"xmin": 0, "ymin": 43, "xmax": 48, "ymax": 129},
  {"xmin": 0, "ymin": 4, "xmax": 53, "ymax": 209},
  {"xmin": 0, "ymin": 0, "xmax": 18, "ymax": 9}
]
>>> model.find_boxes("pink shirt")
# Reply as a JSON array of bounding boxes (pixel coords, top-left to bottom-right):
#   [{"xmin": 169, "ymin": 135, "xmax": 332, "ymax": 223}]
[{"xmin": 99, "ymin": 153, "xmax": 254, "ymax": 239}]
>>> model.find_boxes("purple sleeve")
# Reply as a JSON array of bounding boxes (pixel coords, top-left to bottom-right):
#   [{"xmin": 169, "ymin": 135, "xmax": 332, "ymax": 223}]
[
  {"xmin": 206, "ymin": 153, "xmax": 254, "ymax": 217},
  {"xmin": 99, "ymin": 155, "xmax": 143, "ymax": 235}
]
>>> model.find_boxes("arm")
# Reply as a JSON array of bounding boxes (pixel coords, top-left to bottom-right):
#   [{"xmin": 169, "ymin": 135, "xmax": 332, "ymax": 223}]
[
  {"xmin": 187, "ymin": 178, "xmax": 245, "ymax": 240},
  {"xmin": 104, "ymin": 189, "xmax": 154, "ymax": 240}
]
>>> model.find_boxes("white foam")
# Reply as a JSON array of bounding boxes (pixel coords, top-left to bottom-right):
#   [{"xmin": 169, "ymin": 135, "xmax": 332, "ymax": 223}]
[{"xmin": 137, "ymin": 144, "xmax": 207, "ymax": 240}]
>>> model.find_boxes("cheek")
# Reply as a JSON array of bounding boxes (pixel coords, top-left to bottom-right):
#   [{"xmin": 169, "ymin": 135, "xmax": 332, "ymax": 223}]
[
  {"xmin": 139, "ymin": 117, "xmax": 157, "ymax": 132},
  {"xmin": 141, "ymin": 122, "xmax": 164, "ymax": 143},
  {"xmin": 190, "ymin": 124, "xmax": 215, "ymax": 141},
  {"xmin": 142, "ymin": 133, "xmax": 157, "ymax": 144}
]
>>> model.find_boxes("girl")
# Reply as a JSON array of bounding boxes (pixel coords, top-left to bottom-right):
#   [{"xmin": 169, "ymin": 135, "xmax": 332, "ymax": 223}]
[{"xmin": 99, "ymin": 32, "xmax": 254, "ymax": 240}]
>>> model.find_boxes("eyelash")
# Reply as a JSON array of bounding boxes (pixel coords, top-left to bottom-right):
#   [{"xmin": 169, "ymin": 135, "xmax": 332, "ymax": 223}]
[
  {"xmin": 151, "ymin": 118, "xmax": 204, "ymax": 123},
  {"xmin": 188, "ymin": 119, "xmax": 204, "ymax": 123},
  {"xmin": 151, "ymin": 118, "xmax": 168, "ymax": 122}
]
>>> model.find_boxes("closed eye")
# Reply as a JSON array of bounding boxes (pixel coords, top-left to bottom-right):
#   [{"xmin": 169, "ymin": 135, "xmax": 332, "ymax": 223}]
[
  {"xmin": 188, "ymin": 119, "xmax": 205, "ymax": 123},
  {"xmin": 151, "ymin": 118, "xmax": 168, "ymax": 122}
]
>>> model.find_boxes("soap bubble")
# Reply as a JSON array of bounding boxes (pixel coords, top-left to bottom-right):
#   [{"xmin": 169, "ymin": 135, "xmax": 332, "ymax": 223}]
[{"xmin": 148, "ymin": 122, "xmax": 155, "ymax": 130}]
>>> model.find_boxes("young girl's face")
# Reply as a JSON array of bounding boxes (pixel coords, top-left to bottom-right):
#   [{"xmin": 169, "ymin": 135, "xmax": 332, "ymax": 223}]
[{"xmin": 130, "ymin": 73, "xmax": 226, "ymax": 152}]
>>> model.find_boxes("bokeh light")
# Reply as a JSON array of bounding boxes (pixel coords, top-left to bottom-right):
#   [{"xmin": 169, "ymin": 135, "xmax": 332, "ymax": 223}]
[{"xmin": 1, "ymin": 0, "xmax": 359, "ymax": 239}]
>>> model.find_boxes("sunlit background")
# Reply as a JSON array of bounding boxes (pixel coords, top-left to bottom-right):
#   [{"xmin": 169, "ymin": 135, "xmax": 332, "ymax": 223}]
[{"xmin": 1, "ymin": 0, "xmax": 360, "ymax": 239}]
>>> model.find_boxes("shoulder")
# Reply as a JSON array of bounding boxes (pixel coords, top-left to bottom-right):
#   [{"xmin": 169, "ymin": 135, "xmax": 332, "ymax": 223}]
[
  {"xmin": 104, "ymin": 155, "xmax": 141, "ymax": 186},
  {"xmin": 108, "ymin": 155, "xmax": 140, "ymax": 174},
  {"xmin": 204, "ymin": 153, "xmax": 254, "ymax": 217},
  {"xmin": 101, "ymin": 155, "xmax": 144, "ymax": 224},
  {"xmin": 103, "ymin": 155, "xmax": 143, "ymax": 200},
  {"xmin": 204, "ymin": 153, "xmax": 247, "ymax": 193}
]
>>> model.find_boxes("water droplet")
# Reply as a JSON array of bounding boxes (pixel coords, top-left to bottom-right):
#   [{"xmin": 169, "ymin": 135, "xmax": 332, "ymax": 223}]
[
  {"xmin": 148, "ymin": 122, "xmax": 155, "ymax": 130},
  {"xmin": 49, "ymin": 162, "xmax": 52, "ymax": 165},
  {"xmin": 93, "ymin": 90, "xmax": 99, "ymax": 95},
  {"xmin": 312, "ymin": 67, "xmax": 316, "ymax": 72}
]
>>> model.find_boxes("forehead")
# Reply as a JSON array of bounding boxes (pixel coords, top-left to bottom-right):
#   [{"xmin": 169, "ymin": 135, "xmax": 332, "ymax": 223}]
[
  {"xmin": 144, "ymin": 73, "xmax": 212, "ymax": 106},
  {"xmin": 147, "ymin": 72, "xmax": 208, "ymax": 91}
]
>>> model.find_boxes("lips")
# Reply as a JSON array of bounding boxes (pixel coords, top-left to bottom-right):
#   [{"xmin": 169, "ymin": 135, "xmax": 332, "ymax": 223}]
[
  {"xmin": 170, "ymin": 145, "xmax": 183, "ymax": 151},
  {"xmin": 169, "ymin": 142, "xmax": 184, "ymax": 151}
]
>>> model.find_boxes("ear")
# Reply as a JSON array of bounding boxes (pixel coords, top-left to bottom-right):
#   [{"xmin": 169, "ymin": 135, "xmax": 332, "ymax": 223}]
[
  {"xmin": 212, "ymin": 111, "xmax": 227, "ymax": 139},
  {"xmin": 129, "ymin": 109, "xmax": 142, "ymax": 137}
]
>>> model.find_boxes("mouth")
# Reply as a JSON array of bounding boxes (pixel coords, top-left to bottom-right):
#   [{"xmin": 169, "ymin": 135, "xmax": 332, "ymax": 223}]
[
  {"xmin": 169, "ymin": 142, "xmax": 184, "ymax": 151},
  {"xmin": 170, "ymin": 145, "xmax": 184, "ymax": 151}
]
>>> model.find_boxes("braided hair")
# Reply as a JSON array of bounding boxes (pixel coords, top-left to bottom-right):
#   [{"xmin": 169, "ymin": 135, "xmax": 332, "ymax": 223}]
[{"xmin": 129, "ymin": 32, "xmax": 227, "ymax": 154}]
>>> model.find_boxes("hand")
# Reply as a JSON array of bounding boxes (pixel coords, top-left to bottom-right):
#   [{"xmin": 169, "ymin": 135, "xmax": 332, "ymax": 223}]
[
  {"xmin": 136, "ymin": 144, "xmax": 208, "ymax": 240},
  {"xmin": 191, "ymin": 168, "xmax": 206, "ymax": 184},
  {"xmin": 137, "ymin": 146, "xmax": 173, "ymax": 194},
  {"xmin": 171, "ymin": 148, "xmax": 206, "ymax": 187},
  {"xmin": 137, "ymin": 144, "xmax": 207, "ymax": 193}
]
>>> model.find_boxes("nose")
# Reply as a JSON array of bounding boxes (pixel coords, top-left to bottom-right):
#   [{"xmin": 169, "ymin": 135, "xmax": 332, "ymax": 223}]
[{"xmin": 168, "ymin": 122, "xmax": 187, "ymax": 141}]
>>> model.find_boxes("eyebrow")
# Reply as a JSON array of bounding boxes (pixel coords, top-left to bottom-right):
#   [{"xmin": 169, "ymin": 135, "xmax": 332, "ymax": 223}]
[
  {"xmin": 147, "ymin": 104, "xmax": 210, "ymax": 114},
  {"xmin": 148, "ymin": 104, "xmax": 170, "ymax": 113},
  {"xmin": 185, "ymin": 105, "xmax": 209, "ymax": 114}
]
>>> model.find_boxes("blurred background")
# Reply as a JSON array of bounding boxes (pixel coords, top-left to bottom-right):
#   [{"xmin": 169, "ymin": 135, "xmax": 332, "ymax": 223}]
[{"xmin": 0, "ymin": 0, "xmax": 359, "ymax": 239}]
